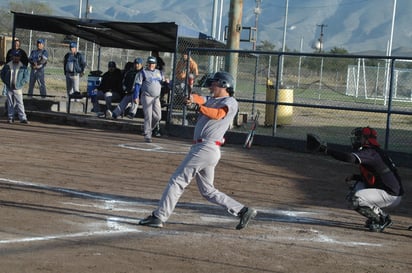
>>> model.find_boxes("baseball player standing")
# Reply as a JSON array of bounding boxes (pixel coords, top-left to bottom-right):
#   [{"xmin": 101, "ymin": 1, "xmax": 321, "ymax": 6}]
[
  {"xmin": 139, "ymin": 71, "xmax": 257, "ymax": 229},
  {"xmin": 134, "ymin": 56, "xmax": 166, "ymax": 143}
]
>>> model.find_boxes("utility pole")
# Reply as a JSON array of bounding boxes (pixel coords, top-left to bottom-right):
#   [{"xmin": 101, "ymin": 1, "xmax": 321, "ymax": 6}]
[
  {"xmin": 316, "ymin": 24, "xmax": 327, "ymax": 52},
  {"xmin": 226, "ymin": 0, "xmax": 243, "ymax": 88}
]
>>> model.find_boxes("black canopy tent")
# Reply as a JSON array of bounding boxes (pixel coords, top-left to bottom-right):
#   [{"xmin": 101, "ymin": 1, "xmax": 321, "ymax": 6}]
[
  {"xmin": 11, "ymin": 11, "xmax": 225, "ymax": 52},
  {"xmin": 12, "ymin": 11, "xmax": 178, "ymax": 52}
]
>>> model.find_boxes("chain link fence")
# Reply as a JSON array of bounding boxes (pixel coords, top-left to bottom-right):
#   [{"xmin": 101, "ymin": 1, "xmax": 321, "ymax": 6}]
[
  {"xmin": 170, "ymin": 48, "xmax": 412, "ymax": 155},
  {"xmin": 2, "ymin": 33, "xmax": 411, "ymax": 156}
]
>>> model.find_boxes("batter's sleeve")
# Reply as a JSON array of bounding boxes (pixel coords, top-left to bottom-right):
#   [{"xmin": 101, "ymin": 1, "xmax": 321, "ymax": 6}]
[{"xmin": 198, "ymin": 105, "xmax": 228, "ymax": 120}]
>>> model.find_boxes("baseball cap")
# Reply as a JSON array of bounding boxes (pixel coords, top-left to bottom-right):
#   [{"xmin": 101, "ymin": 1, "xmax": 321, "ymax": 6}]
[
  {"xmin": 12, "ymin": 49, "xmax": 22, "ymax": 57},
  {"xmin": 108, "ymin": 61, "xmax": 116, "ymax": 68},
  {"xmin": 134, "ymin": 57, "xmax": 143, "ymax": 64},
  {"xmin": 147, "ymin": 56, "xmax": 157, "ymax": 64},
  {"xmin": 37, "ymin": 39, "xmax": 45, "ymax": 44},
  {"xmin": 69, "ymin": 42, "xmax": 77, "ymax": 48}
]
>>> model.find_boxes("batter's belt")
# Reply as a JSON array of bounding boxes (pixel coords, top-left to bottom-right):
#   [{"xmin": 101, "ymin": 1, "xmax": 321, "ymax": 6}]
[{"xmin": 193, "ymin": 139, "xmax": 224, "ymax": 146}]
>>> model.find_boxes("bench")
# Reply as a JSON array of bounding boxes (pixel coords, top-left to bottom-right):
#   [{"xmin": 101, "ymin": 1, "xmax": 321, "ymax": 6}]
[{"xmin": 22, "ymin": 94, "xmax": 61, "ymax": 112}]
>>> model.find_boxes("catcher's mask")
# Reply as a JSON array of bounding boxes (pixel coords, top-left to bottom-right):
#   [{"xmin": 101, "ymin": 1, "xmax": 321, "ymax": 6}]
[
  {"xmin": 205, "ymin": 71, "xmax": 235, "ymax": 96},
  {"xmin": 351, "ymin": 126, "xmax": 379, "ymax": 149}
]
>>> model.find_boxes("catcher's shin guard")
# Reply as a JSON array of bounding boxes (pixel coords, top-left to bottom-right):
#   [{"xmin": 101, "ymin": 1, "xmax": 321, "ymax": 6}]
[{"xmin": 355, "ymin": 206, "xmax": 381, "ymax": 223}]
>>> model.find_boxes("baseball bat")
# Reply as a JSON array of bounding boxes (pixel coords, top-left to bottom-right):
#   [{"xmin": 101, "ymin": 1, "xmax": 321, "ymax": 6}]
[{"xmin": 243, "ymin": 111, "xmax": 260, "ymax": 149}]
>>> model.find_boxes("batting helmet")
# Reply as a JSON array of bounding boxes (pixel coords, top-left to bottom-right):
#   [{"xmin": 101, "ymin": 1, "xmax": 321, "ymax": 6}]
[
  {"xmin": 205, "ymin": 71, "xmax": 235, "ymax": 96},
  {"xmin": 147, "ymin": 56, "xmax": 157, "ymax": 64}
]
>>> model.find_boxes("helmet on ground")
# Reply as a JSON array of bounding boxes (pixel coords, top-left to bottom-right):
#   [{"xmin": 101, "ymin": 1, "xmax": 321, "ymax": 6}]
[
  {"xmin": 351, "ymin": 126, "xmax": 379, "ymax": 149},
  {"xmin": 205, "ymin": 71, "xmax": 235, "ymax": 96}
]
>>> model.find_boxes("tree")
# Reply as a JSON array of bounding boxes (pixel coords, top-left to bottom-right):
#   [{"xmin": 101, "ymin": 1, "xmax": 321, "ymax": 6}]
[
  {"xmin": 256, "ymin": 40, "xmax": 276, "ymax": 51},
  {"xmin": 0, "ymin": 1, "xmax": 52, "ymax": 34},
  {"xmin": 329, "ymin": 46, "xmax": 349, "ymax": 55}
]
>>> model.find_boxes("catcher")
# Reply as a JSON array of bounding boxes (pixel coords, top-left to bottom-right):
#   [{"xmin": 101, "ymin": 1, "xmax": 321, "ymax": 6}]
[{"xmin": 306, "ymin": 127, "xmax": 404, "ymax": 232}]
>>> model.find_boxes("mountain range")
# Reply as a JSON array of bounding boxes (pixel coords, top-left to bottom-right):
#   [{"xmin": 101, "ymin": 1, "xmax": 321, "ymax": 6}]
[{"xmin": 4, "ymin": 0, "xmax": 412, "ymax": 56}]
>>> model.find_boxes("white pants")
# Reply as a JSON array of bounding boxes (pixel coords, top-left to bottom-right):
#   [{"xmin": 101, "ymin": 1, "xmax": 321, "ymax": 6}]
[
  {"xmin": 354, "ymin": 182, "xmax": 402, "ymax": 212},
  {"xmin": 7, "ymin": 88, "xmax": 27, "ymax": 121}
]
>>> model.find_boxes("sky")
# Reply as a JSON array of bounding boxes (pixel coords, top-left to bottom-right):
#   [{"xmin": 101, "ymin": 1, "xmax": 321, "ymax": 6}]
[{"xmin": 2, "ymin": 0, "xmax": 411, "ymax": 55}]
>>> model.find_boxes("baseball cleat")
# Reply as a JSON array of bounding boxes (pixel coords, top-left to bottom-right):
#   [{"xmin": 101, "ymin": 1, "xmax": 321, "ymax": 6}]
[
  {"xmin": 367, "ymin": 215, "xmax": 392, "ymax": 232},
  {"xmin": 139, "ymin": 214, "xmax": 163, "ymax": 228},
  {"xmin": 236, "ymin": 207, "xmax": 257, "ymax": 230}
]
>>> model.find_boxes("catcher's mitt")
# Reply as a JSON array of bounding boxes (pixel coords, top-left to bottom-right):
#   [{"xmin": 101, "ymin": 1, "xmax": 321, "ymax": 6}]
[{"xmin": 306, "ymin": 133, "xmax": 327, "ymax": 153}]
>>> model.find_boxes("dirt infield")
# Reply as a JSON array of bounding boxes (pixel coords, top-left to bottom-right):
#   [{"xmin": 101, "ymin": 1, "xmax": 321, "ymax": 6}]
[{"xmin": 0, "ymin": 120, "xmax": 411, "ymax": 273}]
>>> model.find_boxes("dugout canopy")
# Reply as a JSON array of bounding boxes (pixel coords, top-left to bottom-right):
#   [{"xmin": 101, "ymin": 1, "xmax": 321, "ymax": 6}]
[{"xmin": 11, "ymin": 11, "xmax": 225, "ymax": 52}]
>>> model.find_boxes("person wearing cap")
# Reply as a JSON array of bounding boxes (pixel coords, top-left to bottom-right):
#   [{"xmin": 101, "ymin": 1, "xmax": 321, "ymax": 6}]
[
  {"xmin": 133, "ymin": 56, "xmax": 167, "ymax": 142},
  {"xmin": 323, "ymin": 126, "xmax": 404, "ymax": 232},
  {"xmin": 3, "ymin": 38, "xmax": 29, "ymax": 114},
  {"xmin": 1, "ymin": 49, "xmax": 30, "ymax": 124},
  {"xmin": 6, "ymin": 38, "xmax": 28, "ymax": 66},
  {"xmin": 91, "ymin": 61, "xmax": 122, "ymax": 118},
  {"xmin": 63, "ymin": 42, "xmax": 86, "ymax": 99},
  {"xmin": 28, "ymin": 38, "xmax": 48, "ymax": 98},
  {"xmin": 107, "ymin": 57, "xmax": 144, "ymax": 119}
]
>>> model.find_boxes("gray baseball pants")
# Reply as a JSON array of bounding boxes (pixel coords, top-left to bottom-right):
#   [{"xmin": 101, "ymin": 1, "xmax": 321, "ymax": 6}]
[{"xmin": 154, "ymin": 142, "xmax": 244, "ymax": 223}]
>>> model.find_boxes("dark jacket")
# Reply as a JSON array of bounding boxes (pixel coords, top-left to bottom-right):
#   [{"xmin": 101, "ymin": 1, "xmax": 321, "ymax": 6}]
[
  {"xmin": 63, "ymin": 52, "xmax": 86, "ymax": 74},
  {"xmin": 98, "ymin": 68, "xmax": 123, "ymax": 94},
  {"xmin": 6, "ymin": 48, "xmax": 29, "ymax": 66},
  {"xmin": 122, "ymin": 68, "xmax": 141, "ymax": 95}
]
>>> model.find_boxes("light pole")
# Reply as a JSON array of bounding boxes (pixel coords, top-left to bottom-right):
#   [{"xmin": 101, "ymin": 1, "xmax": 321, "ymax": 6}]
[
  {"xmin": 384, "ymin": 0, "xmax": 397, "ymax": 105},
  {"xmin": 252, "ymin": 0, "xmax": 261, "ymax": 51},
  {"xmin": 279, "ymin": 0, "xmax": 288, "ymax": 86},
  {"xmin": 77, "ymin": 0, "xmax": 82, "ymax": 48}
]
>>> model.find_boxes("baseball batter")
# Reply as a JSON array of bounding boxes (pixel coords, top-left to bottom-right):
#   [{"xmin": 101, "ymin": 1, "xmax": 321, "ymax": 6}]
[{"xmin": 139, "ymin": 71, "xmax": 257, "ymax": 229}]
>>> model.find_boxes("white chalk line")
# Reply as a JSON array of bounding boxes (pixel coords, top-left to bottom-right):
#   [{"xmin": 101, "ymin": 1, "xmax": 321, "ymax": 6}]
[
  {"xmin": 0, "ymin": 177, "xmax": 382, "ymax": 247},
  {"xmin": 118, "ymin": 142, "xmax": 190, "ymax": 154}
]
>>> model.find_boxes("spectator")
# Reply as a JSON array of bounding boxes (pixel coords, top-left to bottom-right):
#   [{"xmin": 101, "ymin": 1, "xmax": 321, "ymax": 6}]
[
  {"xmin": 92, "ymin": 61, "xmax": 123, "ymax": 118},
  {"xmin": 3, "ymin": 38, "xmax": 29, "ymax": 114},
  {"xmin": 134, "ymin": 56, "xmax": 167, "ymax": 142},
  {"xmin": 152, "ymin": 50, "xmax": 166, "ymax": 72},
  {"xmin": 63, "ymin": 42, "xmax": 86, "ymax": 98},
  {"xmin": 152, "ymin": 51, "xmax": 170, "ymax": 107},
  {"xmin": 28, "ymin": 39, "xmax": 48, "ymax": 98},
  {"xmin": 6, "ymin": 38, "xmax": 29, "ymax": 66},
  {"xmin": 121, "ymin": 61, "xmax": 134, "ymax": 79},
  {"xmin": 175, "ymin": 53, "xmax": 199, "ymax": 83},
  {"xmin": 1, "ymin": 49, "xmax": 30, "ymax": 124},
  {"xmin": 107, "ymin": 58, "xmax": 144, "ymax": 120}
]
